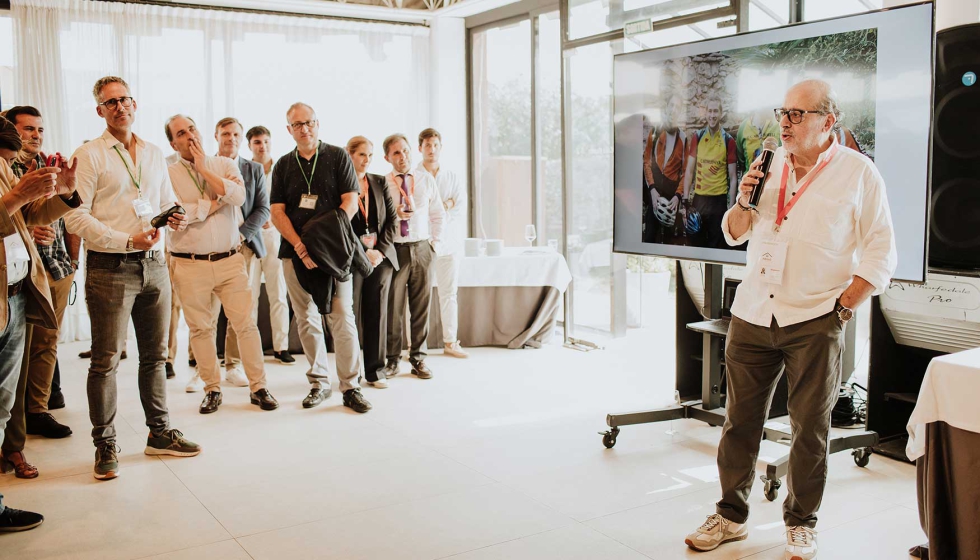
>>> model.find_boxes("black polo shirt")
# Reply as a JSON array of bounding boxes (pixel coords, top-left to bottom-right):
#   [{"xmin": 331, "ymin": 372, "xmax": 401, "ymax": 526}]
[{"xmin": 270, "ymin": 140, "xmax": 359, "ymax": 259}]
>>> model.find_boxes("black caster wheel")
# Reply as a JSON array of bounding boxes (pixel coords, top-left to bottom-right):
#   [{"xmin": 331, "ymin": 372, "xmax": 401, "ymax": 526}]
[
  {"xmin": 760, "ymin": 475, "xmax": 781, "ymax": 501},
  {"xmin": 600, "ymin": 427, "xmax": 620, "ymax": 449},
  {"xmin": 852, "ymin": 447, "xmax": 872, "ymax": 468}
]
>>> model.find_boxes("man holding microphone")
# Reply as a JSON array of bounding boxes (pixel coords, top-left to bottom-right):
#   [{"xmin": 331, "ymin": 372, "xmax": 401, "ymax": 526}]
[{"xmin": 684, "ymin": 80, "xmax": 896, "ymax": 560}]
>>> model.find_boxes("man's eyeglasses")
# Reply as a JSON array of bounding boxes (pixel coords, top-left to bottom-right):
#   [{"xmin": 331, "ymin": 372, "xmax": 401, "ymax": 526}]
[
  {"xmin": 774, "ymin": 108, "xmax": 827, "ymax": 125},
  {"xmin": 99, "ymin": 96, "xmax": 134, "ymax": 111},
  {"xmin": 289, "ymin": 120, "xmax": 317, "ymax": 131}
]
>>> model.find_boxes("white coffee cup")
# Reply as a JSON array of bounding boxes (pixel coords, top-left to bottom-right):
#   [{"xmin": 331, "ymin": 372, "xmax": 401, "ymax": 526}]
[
  {"xmin": 464, "ymin": 238, "xmax": 481, "ymax": 257},
  {"xmin": 486, "ymin": 239, "xmax": 504, "ymax": 257}
]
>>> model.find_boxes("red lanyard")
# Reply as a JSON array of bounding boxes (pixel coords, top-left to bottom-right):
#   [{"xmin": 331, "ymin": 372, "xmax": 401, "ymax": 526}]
[
  {"xmin": 358, "ymin": 177, "xmax": 370, "ymax": 221},
  {"xmin": 776, "ymin": 142, "xmax": 838, "ymax": 228}
]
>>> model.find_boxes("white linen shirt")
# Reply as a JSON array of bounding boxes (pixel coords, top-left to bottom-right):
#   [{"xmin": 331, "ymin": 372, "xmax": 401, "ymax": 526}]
[
  {"xmin": 65, "ymin": 129, "xmax": 178, "ymax": 253},
  {"xmin": 416, "ymin": 164, "xmax": 466, "ymax": 256},
  {"xmin": 166, "ymin": 155, "xmax": 245, "ymax": 254},
  {"xmin": 722, "ymin": 140, "xmax": 897, "ymax": 328},
  {"xmin": 386, "ymin": 169, "xmax": 445, "ymax": 248}
]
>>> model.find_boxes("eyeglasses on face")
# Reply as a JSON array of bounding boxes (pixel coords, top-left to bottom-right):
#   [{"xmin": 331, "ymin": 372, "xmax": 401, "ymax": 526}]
[
  {"xmin": 289, "ymin": 120, "xmax": 317, "ymax": 131},
  {"xmin": 774, "ymin": 108, "xmax": 827, "ymax": 125},
  {"xmin": 99, "ymin": 96, "xmax": 134, "ymax": 111}
]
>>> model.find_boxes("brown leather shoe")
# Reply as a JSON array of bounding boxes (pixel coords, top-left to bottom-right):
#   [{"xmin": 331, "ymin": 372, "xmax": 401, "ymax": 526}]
[
  {"xmin": 250, "ymin": 389, "xmax": 279, "ymax": 411},
  {"xmin": 409, "ymin": 359, "xmax": 433, "ymax": 379},
  {"xmin": 0, "ymin": 451, "xmax": 39, "ymax": 479}
]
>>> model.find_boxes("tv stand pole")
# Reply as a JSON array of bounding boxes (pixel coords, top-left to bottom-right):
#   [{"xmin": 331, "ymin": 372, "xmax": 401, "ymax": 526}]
[{"xmin": 599, "ymin": 261, "xmax": 879, "ymax": 502}]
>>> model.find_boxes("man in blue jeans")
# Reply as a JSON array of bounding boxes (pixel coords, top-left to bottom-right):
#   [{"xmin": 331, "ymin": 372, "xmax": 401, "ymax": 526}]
[
  {"xmin": 0, "ymin": 115, "xmax": 81, "ymax": 531},
  {"xmin": 65, "ymin": 76, "xmax": 202, "ymax": 481}
]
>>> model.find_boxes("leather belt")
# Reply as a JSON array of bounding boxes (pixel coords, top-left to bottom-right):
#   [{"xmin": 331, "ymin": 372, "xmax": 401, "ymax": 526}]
[
  {"xmin": 6, "ymin": 279, "xmax": 25, "ymax": 298},
  {"xmin": 171, "ymin": 248, "xmax": 238, "ymax": 262},
  {"xmin": 89, "ymin": 250, "xmax": 160, "ymax": 262}
]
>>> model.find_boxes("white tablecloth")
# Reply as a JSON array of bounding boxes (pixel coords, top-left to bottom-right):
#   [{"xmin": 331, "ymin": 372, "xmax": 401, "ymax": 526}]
[
  {"xmin": 906, "ymin": 346, "xmax": 980, "ymax": 461},
  {"xmin": 458, "ymin": 247, "xmax": 571, "ymax": 291}
]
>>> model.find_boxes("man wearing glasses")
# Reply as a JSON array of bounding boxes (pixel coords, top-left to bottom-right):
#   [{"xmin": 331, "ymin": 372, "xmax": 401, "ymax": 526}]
[
  {"xmin": 66, "ymin": 77, "xmax": 202, "ymax": 481},
  {"xmin": 684, "ymin": 80, "xmax": 896, "ymax": 560},
  {"xmin": 269, "ymin": 103, "xmax": 372, "ymax": 413}
]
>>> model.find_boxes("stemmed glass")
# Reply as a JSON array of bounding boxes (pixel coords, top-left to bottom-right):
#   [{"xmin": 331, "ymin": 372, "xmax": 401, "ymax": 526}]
[{"xmin": 525, "ymin": 224, "xmax": 537, "ymax": 247}]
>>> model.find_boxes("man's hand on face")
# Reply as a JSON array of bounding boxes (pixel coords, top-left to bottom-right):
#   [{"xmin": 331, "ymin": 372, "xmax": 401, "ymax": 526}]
[{"xmin": 189, "ymin": 138, "xmax": 208, "ymax": 171}]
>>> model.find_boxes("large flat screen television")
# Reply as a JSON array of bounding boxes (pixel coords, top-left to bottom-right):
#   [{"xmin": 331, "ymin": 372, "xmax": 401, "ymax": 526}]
[{"xmin": 612, "ymin": 2, "xmax": 934, "ymax": 283}]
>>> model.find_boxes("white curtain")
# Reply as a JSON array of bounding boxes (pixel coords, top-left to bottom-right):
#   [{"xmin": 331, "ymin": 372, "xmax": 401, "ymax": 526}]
[{"xmin": 10, "ymin": 0, "xmax": 431, "ymax": 341}]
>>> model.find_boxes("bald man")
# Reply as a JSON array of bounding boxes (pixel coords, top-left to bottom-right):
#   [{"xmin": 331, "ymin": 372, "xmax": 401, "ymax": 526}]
[{"xmin": 685, "ymin": 80, "xmax": 896, "ymax": 560}]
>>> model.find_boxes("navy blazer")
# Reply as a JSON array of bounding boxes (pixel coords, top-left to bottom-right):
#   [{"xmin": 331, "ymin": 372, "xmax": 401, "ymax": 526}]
[
  {"xmin": 366, "ymin": 172, "xmax": 400, "ymax": 272},
  {"xmin": 237, "ymin": 156, "xmax": 270, "ymax": 258}
]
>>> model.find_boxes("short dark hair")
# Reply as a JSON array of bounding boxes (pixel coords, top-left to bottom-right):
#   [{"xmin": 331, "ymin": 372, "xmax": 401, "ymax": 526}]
[
  {"xmin": 383, "ymin": 133, "xmax": 410, "ymax": 156},
  {"xmin": 0, "ymin": 117, "xmax": 24, "ymax": 153},
  {"xmin": 4, "ymin": 106, "xmax": 42, "ymax": 127},
  {"xmin": 418, "ymin": 128, "xmax": 441, "ymax": 147},
  {"xmin": 247, "ymin": 126, "xmax": 271, "ymax": 142}
]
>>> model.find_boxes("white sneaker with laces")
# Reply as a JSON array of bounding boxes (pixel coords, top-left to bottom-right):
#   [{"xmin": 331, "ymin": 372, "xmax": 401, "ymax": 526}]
[
  {"xmin": 685, "ymin": 514, "xmax": 747, "ymax": 552},
  {"xmin": 367, "ymin": 378, "xmax": 389, "ymax": 389},
  {"xmin": 784, "ymin": 526, "xmax": 817, "ymax": 560},
  {"xmin": 225, "ymin": 365, "xmax": 249, "ymax": 387},
  {"xmin": 185, "ymin": 374, "xmax": 204, "ymax": 393},
  {"xmin": 444, "ymin": 341, "xmax": 469, "ymax": 358}
]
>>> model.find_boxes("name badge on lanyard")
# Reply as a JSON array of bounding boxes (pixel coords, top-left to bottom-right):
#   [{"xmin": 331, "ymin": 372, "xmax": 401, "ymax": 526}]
[
  {"xmin": 756, "ymin": 239, "xmax": 788, "ymax": 285},
  {"xmin": 299, "ymin": 194, "xmax": 318, "ymax": 209},
  {"xmin": 132, "ymin": 198, "xmax": 154, "ymax": 218}
]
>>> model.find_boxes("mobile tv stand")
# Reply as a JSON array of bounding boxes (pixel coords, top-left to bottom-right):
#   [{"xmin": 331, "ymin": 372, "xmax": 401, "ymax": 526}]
[{"xmin": 599, "ymin": 262, "xmax": 879, "ymax": 501}]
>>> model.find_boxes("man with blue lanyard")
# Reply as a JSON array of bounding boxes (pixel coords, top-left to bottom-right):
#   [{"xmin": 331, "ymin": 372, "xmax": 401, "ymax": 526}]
[{"xmin": 66, "ymin": 76, "xmax": 203, "ymax": 481}]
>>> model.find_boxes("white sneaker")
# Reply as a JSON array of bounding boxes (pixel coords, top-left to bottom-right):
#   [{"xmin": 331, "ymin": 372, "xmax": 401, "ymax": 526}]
[
  {"xmin": 444, "ymin": 341, "xmax": 469, "ymax": 359},
  {"xmin": 224, "ymin": 366, "xmax": 249, "ymax": 387},
  {"xmin": 367, "ymin": 378, "xmax": 389, "ymax": 389},
  {"xmin": 185, "ymin": 374, "xmax": 204, "ymax": 393},
  {"xmin": 784, "ymin": 526, "xmax": 817, "ymax": 560},
  {"xmin": 685, "ymin": 514, "xmax": 748, "ymax": 552}
]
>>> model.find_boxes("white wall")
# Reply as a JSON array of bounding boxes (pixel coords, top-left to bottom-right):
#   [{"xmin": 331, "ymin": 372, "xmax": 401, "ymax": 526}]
[
  {"xmin": 428, "ymin": 16, "xmax": 469, "ymax": 230},
  {"xmin": 884, "ymin": 0, "xmax": 980, "ymax": 29}
]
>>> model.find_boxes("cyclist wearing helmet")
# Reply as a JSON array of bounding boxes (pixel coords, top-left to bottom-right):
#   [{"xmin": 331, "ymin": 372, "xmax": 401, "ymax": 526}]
[{"xmin": 642, "ymin": 96, "xmax": 687, "ymax": 244}]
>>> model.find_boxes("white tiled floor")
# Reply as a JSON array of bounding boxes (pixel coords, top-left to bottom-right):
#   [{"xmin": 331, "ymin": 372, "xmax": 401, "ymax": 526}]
[{"xmin": 0, "ymin": 330, "xmax": 923, "ymax": 559}]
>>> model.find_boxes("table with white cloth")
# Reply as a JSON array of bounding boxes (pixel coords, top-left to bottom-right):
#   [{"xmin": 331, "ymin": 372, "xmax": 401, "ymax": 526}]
[
  {"xmin": 425, "ymin": 247, "xmax": 571, "ymax": 349},
  {"xmin": 906, "ymin": 347, "xmax": 980, "ymax": 560}
]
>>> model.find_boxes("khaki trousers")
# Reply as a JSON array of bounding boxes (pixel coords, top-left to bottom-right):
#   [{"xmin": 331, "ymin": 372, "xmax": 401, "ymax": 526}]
[
  {"xmin": 167, "ymin": 254, "xmax": 194, "ymax": 364},
  {"xmin": 223, "ymin": 246, "xmax": 257, "ymax": 370},
  {"xmin": 26, "ymin": 268, "xmax": 74, "ymax": 413},
  {"xmin": 171, "ymin": 253, "xmax": 266, "ymax": 393},
  {"xmin": 716, "ymin": 312, "xmax": 844, "ymax": 529}
]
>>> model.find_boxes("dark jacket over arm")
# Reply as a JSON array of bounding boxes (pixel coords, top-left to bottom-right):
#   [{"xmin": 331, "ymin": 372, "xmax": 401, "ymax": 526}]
[
  {"xmin": 238, "ymin": 156, "xmax": 270, "ymax": 258},
  {"xmin": 293, "ymin": 208, "xmax": 373, "ymax": 314}
]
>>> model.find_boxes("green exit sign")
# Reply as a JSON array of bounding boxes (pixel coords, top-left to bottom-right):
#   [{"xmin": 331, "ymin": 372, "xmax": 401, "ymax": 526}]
[{"xmin": 624, "ymin": 19, "xmax": 653, "ymax": 37}]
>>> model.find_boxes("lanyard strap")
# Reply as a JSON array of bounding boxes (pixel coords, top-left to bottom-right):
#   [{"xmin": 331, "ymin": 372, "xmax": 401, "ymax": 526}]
[
  {"xmin": 294, "ymin": 141, "xmax": 320, "ymax": 195},
  {"xmin": 776, "ymin": 143, "xmax": 838, "ymax": 227},
  {"xmin": 397, "ymin": 173, "xmax": 414, "ymax": 201},
  {"xmin": 358, "ymin": 177, "xmax": 370, "ymax": 221},
  {"xmin": 182, "ymin": 163, "xmax": 206, "ymax": 196},
  {"xmin": 113, "ymin": 145, "xmax": 142, "ymax": 192}
]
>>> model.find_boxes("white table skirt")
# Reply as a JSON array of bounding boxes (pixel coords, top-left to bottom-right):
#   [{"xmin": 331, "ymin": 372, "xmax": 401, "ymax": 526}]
[
  {"xmin": 457, "ymin": 247, "xmax": 571, "ymax": 291},
  {"xmin": 906, "ymin": 346, "xmax": 980, "ymax": 461}
]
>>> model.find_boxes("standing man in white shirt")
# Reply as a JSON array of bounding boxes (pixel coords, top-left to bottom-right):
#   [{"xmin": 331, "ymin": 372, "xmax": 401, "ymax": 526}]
[
  {"xmin": 380, "ymin": 134, "xmax": 445, "ymax": 380},
  {"xmin": 416, "ymin": 128, "xmax": 467, "ymax": 359},
  {"xmin": 213, "ymin": 117, "xmax": 273, "ymax": 386},
  {"xmin": 66, "ymin": 77, "xmax": 203, "ymax": 482},
  {"xmin": 684, "ymin": 80, "xmax": 897, "ymax": 560},
  {"xmin": 165, "ymin": 115, "xmax": 278, "ymax": 414},
  {"xmin": 246, "ymin": 125, "xmax": 293, "ymax": 365}
]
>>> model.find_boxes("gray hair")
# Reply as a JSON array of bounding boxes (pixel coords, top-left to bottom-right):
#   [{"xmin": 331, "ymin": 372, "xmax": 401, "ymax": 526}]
[
  {"xmin": 798, "ymin": 79, "xmax": 843, "ymax": 133},
  {"xmin": 286, "ymin": 102, "xmax": 316, "ymax": 122}
]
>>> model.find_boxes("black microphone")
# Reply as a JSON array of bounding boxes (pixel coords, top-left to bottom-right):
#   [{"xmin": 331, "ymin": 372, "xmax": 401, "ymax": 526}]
[{"xmin": 748, "ymin": 137, "xmax": 779, "ymax": 208}]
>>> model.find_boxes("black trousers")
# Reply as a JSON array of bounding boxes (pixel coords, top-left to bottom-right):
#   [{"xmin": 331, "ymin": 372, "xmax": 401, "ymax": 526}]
[
  {"xmin": 353, "ymin": 260, "xmax": 394, "ymax": 382},
  {"xmin": 386, "ymin": 241, "xmax": 434, "ymax": 363}
]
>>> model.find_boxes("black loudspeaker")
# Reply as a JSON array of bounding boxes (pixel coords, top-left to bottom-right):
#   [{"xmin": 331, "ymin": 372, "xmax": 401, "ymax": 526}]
[{"xmin": 930, "ymin": 24, "xmax": 980, "ymax": 271}]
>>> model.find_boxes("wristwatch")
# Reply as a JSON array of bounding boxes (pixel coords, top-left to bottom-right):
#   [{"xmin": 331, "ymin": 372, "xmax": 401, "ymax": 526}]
[{"xmin": 834, "ymin": 299, "xmax": 854, "ymax": 323}]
